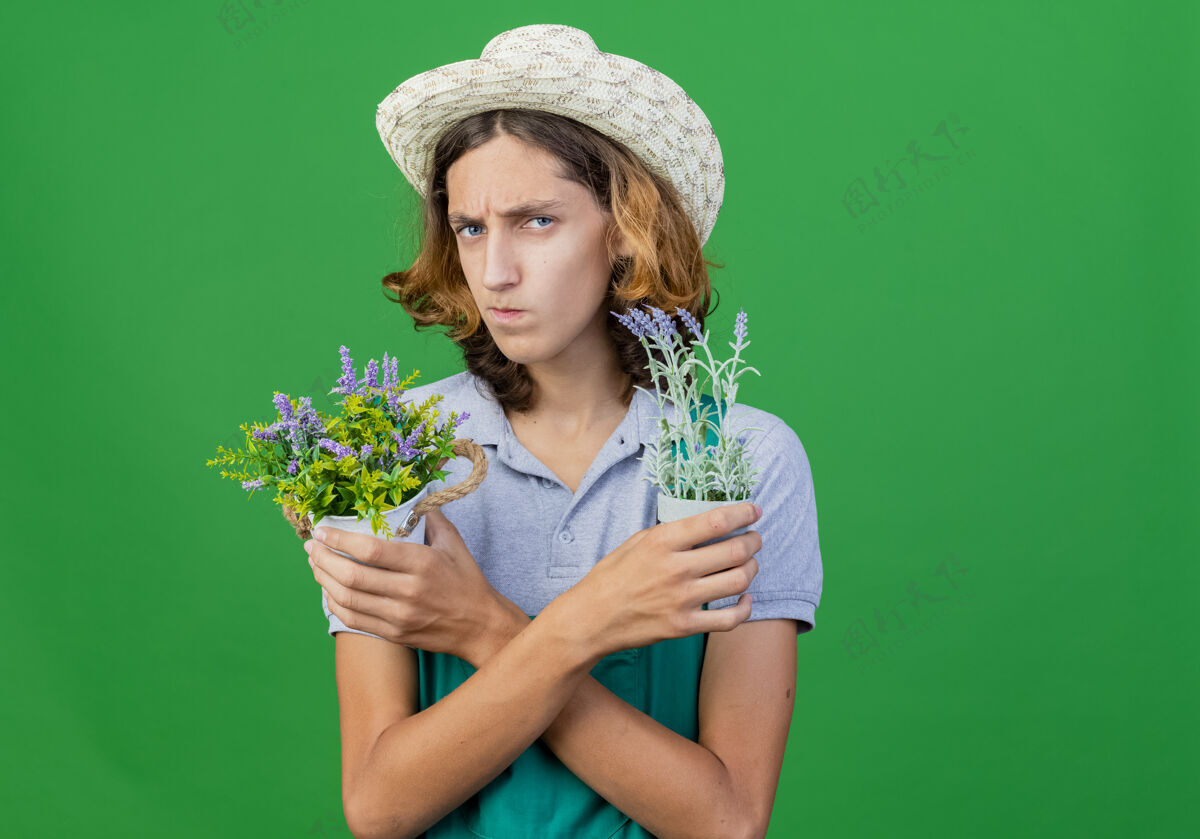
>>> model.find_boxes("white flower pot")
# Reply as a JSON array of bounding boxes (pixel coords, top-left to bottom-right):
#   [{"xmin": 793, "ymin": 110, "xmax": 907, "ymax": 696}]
[
  {"xmin": 656, "ymin": 493, "xmax": 751, "ymax": 548},
  {"xmin": 305, "ymin": 483, "xmax": 432, "ymax": 566}
]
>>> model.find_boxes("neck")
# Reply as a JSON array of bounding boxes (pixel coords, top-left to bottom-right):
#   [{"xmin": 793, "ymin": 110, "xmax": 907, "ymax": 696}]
[
  {"xmin": 527, "ymin": 364, "xmax": 629, "ymax": 417},
  {"xmin": 516, "ymin": 333, "xmax": 631, "ymax": 433}
]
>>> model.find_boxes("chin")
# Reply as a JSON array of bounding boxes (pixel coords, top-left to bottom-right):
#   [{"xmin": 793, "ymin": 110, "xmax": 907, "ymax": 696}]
[
  {"xmin": 491, "ymin": 337, "xmax": 563, "ymax": 367},
  {"xmin": 488, "ymin": 338, "xmax": 536, "ymax": 365}
]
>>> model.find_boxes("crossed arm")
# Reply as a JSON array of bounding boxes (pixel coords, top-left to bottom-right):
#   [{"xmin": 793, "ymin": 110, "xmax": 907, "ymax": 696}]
[
  {"xmin": 477, "ymin": 600, "xmax": 799, "ymax": 839},
  {"xmin": 349, "ymin": 596, "xmax": 798, "ymax": 839}
]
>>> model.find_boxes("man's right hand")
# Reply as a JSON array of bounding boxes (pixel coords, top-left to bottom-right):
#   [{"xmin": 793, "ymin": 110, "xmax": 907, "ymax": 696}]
[{"xmin": 556, "ymin": 501, "xmax": 763, "ymax": 663}]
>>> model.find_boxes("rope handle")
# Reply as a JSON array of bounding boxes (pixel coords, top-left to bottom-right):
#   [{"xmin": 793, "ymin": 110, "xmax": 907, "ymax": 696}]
[{"xmin": 281, "ymin": 438, "xmax": 489, "ymax": 541}]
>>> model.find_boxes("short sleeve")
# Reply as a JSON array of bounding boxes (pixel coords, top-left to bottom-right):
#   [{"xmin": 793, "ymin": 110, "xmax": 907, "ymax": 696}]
[
  {"xmin": 704, "ymin": 419, "xmax": 824, "ymax": 634},
  {"xmin": 322, "ymin": 587, "xmax": 386, "ymax": 639}
]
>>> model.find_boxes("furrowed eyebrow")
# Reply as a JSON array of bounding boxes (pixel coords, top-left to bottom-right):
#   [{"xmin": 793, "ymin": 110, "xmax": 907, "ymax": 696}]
[{"xmin": 447, "ymin": 199, "xmax": 566, "ymax": 227}]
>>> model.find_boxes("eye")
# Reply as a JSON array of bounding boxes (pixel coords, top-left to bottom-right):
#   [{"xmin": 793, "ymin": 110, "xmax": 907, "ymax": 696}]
[{"xmin": 455, "ymin": 217, "xmax": 554, "ymax": 238}]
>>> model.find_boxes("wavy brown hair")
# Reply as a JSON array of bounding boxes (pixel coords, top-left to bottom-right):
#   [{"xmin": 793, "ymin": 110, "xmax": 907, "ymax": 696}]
[{"xmin": 381, "ymin": 108, "xmax": 724, "ymax": 413}]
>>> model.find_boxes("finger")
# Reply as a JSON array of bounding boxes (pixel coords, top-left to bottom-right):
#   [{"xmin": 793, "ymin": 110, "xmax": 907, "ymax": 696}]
[
  {"xmin": 312, "ymin": 525, "xmax": 373, "ymax": 564},
  {"xmin": 687, "ymin": 554, "xmax": 759, "ymax": 606},
  {"xmin": 677, "ymin": 528, "xmax": 762, "ymax": 578},
  {"xmin": 695, "ymin": 592, "xmax": 753, "ymax": 634},
  {"xmin": 665, "ymin": 502, "xmax": 762, "ymax": 553},
  {"xmin": 314, "ymin": 558, "xmax": 409, "ymax": 627},
  {"xmin": 321, "ymin": 585, "xmax": 404, "ymax": 643},
  {"xmin": 311, "ymin": 539, "xmax": 414, "ymax": 598},
  {"xmin": 313, "ymin": 524, "xmax": 420, "ymax": 574},
  {"xmin": 423, "ymin": 507, "xmax": 466, "ymax": 552}
]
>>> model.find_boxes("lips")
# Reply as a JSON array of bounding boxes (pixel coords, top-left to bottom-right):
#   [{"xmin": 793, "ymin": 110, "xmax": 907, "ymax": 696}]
[{"xmin": 490, "ymin": 308, "xmax": 525, "ymax": 323}]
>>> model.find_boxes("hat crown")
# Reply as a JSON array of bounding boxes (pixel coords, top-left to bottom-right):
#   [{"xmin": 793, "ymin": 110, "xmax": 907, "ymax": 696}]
[
  {"xmin": 480, "ymin": 24, "xmax": 600, "ymax": 59},
  {"xmin": 378, "ymin": 24, "xmax": 725, "ymax": 245}
]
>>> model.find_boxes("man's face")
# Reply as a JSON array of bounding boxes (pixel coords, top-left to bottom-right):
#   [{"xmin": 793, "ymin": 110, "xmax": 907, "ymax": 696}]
[{"xmin": 446, "ymin": 133, "xmax": 627, "ymax": 368}]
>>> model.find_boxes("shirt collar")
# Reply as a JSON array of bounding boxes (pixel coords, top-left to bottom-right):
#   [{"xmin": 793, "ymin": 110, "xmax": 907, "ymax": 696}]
[
  {"xmin": 455, "ymin": 373, "xmax": 505, "ymax": 446},
  {"xmin": 455, "ymin": 372, "xmax": 677, "ymax": 451}
]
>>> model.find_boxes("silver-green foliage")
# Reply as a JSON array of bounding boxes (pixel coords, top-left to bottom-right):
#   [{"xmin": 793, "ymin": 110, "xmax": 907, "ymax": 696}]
[{"xmin": 612, "ymin": 306, "xmax": 765, "ymax": 502}]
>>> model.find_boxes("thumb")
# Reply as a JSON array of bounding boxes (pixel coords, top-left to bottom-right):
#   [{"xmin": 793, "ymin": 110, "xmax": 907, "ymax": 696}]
[{"xmin": 422, "ymin": 506, "xmax": 464, "ymax": 550}]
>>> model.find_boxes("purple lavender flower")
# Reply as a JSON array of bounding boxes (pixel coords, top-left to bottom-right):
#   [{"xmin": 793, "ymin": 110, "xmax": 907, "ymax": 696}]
[
  {"xmin": 386, "ymin": 388, "xmax": 400, "ymax": 416},
  {"xmin": 298, "ymin": 397, "xmax": 323, "ymax": 434},
  {"xmin": 333, "ymin": 345, "xmax": 357, "ymax": 395},
  {"xmin": 381, "ymin": 352, "xmax": 392, "ymax": 390},
  {"xmin": 611, "ymin": 309, "xmax": 646, "ymax": 339},
  {"xmin": 359, "ymin": 444, "xmax": 373, "ymax": 460},
  {"xmin": 318, "ymin": 438, "xmax": 356, "ymax": 459},
  {"xmin": 675, "ymin": 308, "xmax": 704, "ymax": 341},
  {"xmin": 241, "ymin": 478, "xmax": 265, "ymax": 491},
  {"xmin": 435, "ymin": 410, "xmax": 471, "ymax": 435},
  {"xmin": 266, "ymin": 393, "xmax": 306, "ymax": 447},
  {"xmin": 646, "ymin": 306, "xmax": 678, "ymax": 340},
  {"xmin": 408, "ymin": 420, "xmax": 427, "ymax": 444},
  {"xmin": 287, "ymin": 459, "xmax": 299, "ymax": 474},
  {"xmin": 734, "ymin": 309, "xmax": 748, "ymax": 342},
  {"xmin": 391, "ymin": 420, "xmax": 427, "ymax": 461},
  {"xmin": 614, "ymin": 306, "xmax": 660, "ymax": 341},
  {"xmin": 252, "ymin": 427, "xmax": 278, "ymax": 442},
  {"xmin": 631, "ymin": 308, "xmax": 656, "ymax": 339},
  {"xmin": 365, "ymin": 359, "xmax": 378, "ymax": 388},
  {"xmin": 273, "ymin": 392, "xmax": 294, "ymax": 422}
]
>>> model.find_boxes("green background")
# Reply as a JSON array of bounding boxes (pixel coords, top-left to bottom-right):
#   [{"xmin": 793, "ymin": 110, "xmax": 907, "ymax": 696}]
[{"xmin": 2, "ymin": 0, "xmax": 1196, "ymax": 836}]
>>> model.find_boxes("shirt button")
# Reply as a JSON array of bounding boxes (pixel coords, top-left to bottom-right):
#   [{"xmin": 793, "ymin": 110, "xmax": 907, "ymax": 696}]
[
  {"xmin": 541, "ymin": 477, "xmax": 555, "ymax": 489},
  {"xmin": 557, "ymin": 529, "xmax": 574, "ymax": 543}
]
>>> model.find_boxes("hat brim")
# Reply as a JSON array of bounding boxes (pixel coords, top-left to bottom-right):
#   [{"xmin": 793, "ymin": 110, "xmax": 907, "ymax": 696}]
[{"xmin": 376, "ymin": 51, "xmax": 724, "ymax": 245}]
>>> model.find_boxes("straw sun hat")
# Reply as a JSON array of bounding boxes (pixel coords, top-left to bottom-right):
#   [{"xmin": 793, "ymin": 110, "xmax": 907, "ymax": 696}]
[{"xmin": 375, "ymin": 23, "xmax": 726, "ymax": 245}]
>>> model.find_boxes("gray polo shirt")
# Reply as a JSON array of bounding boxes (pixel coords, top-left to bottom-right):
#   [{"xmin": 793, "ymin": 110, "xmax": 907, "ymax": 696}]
[{"xmin": 322, "ymin": 370, "xmax": 822, "ymax": 638}]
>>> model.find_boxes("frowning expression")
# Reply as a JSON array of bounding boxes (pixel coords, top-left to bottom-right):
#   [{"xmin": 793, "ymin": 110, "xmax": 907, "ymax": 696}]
[{"xmin": 446, "ymin": 133, "xmax": 630, "ymax": 366}]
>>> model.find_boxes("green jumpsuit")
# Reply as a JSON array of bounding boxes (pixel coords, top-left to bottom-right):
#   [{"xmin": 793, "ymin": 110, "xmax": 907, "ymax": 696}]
[
  {"xmin": 415, "ymin": 394, "xmax": 722, "ymax": 837},
  {"xmin": 416, "ymin": 628, "xmax": 707, "ymax": 837}
]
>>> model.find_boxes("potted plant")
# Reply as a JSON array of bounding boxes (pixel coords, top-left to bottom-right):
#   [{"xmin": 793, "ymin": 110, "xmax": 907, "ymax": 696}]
[
  {"xmin": 611, "ymin": 305, "xmax": 765, "ymax": 547},
  {"xmin": 206, "ymin": 345, "xmax": 487, "ymax": 556}
]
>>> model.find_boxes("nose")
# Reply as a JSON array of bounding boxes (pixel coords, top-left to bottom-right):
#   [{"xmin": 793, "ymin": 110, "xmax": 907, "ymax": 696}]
[{"xmin": 480, "ymin": 225, "xmax": 519, "ymax": 292}]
